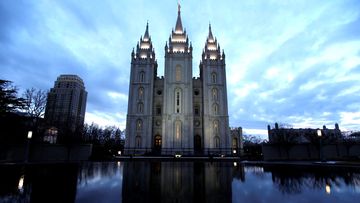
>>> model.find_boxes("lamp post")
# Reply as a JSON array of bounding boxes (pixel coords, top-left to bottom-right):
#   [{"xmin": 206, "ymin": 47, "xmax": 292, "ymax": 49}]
[
  {"xmin": 25, "ymin": 131, "xmax": 32, "ymax": 163},
  {"xmin": 317, "ymin": 129, "xmax": 323, "ymax": 162}
]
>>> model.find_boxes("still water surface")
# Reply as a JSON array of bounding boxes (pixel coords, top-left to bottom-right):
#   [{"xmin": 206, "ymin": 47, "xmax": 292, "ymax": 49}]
[{"xmin": 0, "ymin": 161, "xmax": 359, "ymax": 202}]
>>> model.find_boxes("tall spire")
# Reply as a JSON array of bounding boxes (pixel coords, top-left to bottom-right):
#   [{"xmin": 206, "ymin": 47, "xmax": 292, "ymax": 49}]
[
  {"xmin": 144, "ymin": 21, "xmax": 150, "ymax": 41},
  {"xmin": 208, "ymin": 23, "xmax": 214, "ymax": 42},
  {"xmin": 203, "ymin": 24, "xmax": 222, "ymax": 60},
  {"xmin": 133, "ymin": 22, "xmax": 155, "ymax": 60},
  {"xmin": 175, "ymin": 2, "xmax": 183, "ymax": 33},
  {"xmin": 167, "ymin": 2, "xmax": 191, "ymax": 54}
]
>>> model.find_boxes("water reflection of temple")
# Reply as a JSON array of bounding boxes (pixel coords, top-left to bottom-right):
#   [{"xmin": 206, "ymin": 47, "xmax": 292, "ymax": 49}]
[{"xmin": 122, "ymin": 161, "xmax": 243, "ymax": 203}]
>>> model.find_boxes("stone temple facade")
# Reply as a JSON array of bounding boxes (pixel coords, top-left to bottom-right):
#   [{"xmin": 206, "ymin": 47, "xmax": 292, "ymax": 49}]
[{"xmin": 125, "ymin": 6, "xmax": 235, "ymax": 155}]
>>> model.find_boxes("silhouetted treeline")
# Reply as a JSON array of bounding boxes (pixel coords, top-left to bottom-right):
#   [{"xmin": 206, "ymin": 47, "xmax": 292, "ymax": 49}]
[
  {"xmin": 1, "ymin": 79, "xmax": 125, "ymax": 160},
  {"xmin": 1, "ymin": 80, "xmax": 49, "ymax": 143},
  {"xmin": 242, "ymin": 134, "xmax": 264, "ymax": 160},
  {"xmin": 81, "ymin": 123, "xmax": 125, "ymax": 160}
]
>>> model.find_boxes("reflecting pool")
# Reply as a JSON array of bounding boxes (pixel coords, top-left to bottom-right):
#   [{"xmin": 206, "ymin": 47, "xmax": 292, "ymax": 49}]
[{"xmin": 0, "ymin": 161, "xmax": 360, "ymax": 202}]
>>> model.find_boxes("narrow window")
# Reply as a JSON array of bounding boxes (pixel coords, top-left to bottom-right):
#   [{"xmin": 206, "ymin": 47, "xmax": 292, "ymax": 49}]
[
  {"xmin": 175, "ymin": 88, "xmax": 182, "ymax": 113},
  {"xmin": 175, "ymin": 65, "xmax": 181, "ymax": 81},
  {"xmin": 175, "ymin": 120, "xmax": 181, "ymax": 140},
  {"xmin": 213, "ymin": 120, "xmax": 219, "ymax": 133},
  {"xmin": 213, "ymin": 103, "xmax": 219, "ymax": 114},
  {"xmin": 212, "ymin": 88, "xmax": 218, "ymax": 101},
  {"xmin": 138, "ymin": 102, "xmax": 144, "ymax": 113},
  {"xmin": 136, "ymin": 136, "xmax": 141, "ymax": 148},
  {"xmin": 156, "ymin": 105, "xmax": 161, "ymax": 115},
  {"xmin": 232, "ymin": 137, "xmax": 238, "ymax": 148},
  {"xmin": 211, "ymin": 72, "xmax": 217, "ymax": 83},
  {"xmin": 214, "ymin": 136, "xmax": 220, "ymax": 148},
  {"xmin": 139, "ymin": 71, "xmax": 145, "ymax": 82},
  {"xmin": 138, "ymin": 87, "xmax": 144, "ymax": 99},
  {"xmin": 194, "ymin": 105, "xmax": 200, "ymax": 116},
  {"xmin": 136, "ymin": 119, "xmax": 142, "ymax": 131}
]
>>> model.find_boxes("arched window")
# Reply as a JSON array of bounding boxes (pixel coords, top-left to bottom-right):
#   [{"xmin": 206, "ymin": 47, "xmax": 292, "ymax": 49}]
[
  {"xmin": 174, "ymin": 88, "xmax": 182, "ymax": 113},
  {"xmin": 212, "ymin": 88, "xmax": 218, "ymax": 101},
  {"xmin": 154, "ymin": 135, "xmax": 162, "ymax": 148},
  {"xmin": 214, "ymin": 136, "xmax": 220, "ymax": 148},
  {"xmin": 139, "ymin": 71, "xmax": 145, "ymax": 82},
  {"xmin": 135, "ymin": 136, "xmax": 141, "ymax": 148},
  {"xmin": 175, "ymin": 65, "xmax": 181, "ymax": 81},
  {"xmin": 136, "ymin": 119, "xmax": 142, "ymax": 131},
  {"xmin": 213, "ymin": 120, "xmax": 219, "ymax": 133},
  {"xmin": 213, "ymin": 103, "xmax": 219, "ymax": 115},
  {"xmin": 138, "ymin": 87, "xmax": 144, "ymax": 99},
  {"xmin": 175, "ymin": 120, "xmax": 182, "ymax": 140},
  {"xmin": 138, "ymin": 102, "xmax": 144, "ymax": 113},
  {"xmin": 211, "ymin": 72, "xmax": 217, "ymax": 83}
]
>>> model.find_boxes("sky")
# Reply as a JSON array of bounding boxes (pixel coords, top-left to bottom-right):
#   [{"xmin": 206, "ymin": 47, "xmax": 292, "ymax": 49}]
[{"xmin": 1, "ymin": 0, "xmax": 360, "ymax": 139}]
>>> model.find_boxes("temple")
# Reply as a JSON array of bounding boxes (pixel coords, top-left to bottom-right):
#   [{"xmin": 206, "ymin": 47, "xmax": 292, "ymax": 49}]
[{"xmin": 125, "ymin": 5, "xmax": 237, "ymax": 155}]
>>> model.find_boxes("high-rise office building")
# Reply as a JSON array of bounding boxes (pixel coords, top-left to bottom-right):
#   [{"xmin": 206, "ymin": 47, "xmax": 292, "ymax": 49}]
[{"xmin": 45, "ymin": 74, "xmax": 87, "ymax": 134}]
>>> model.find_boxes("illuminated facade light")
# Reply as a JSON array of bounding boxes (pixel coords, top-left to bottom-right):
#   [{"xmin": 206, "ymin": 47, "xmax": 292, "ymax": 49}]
[
  {"xmin": 173, "ymin": 48, "xmax": 185, "ymax": 52},
  {"xmin": 210, "ymin": 55, "xmax": 217, "ymax": 60},
  {"xmin": 207, "ymin": 44, "xmax": 217, "ymax": 50},
  {"xmin": 175, "ymin": 154, "xmax": 182, "ymax": 158},
  {"xmin": 18, "ymin": 175, "xmax": 24, "ymax": 191},
  {"xmin": 233, "ymin": 162, "xmax": 237, "ymax": 167},
  {"xmin": 140, "ymin": 43, "xmax": 150, "ymax": 49},
  {"xmin": 326, "ymin": 184, "xmax": 331, "ymax": 194},
  {"xmin": 317, "ymin": 129, "xmax": 322, "ymax": 137},
  {"xmin": 27, "ymin": 131, "xmax": 32, "ymax": 139}
]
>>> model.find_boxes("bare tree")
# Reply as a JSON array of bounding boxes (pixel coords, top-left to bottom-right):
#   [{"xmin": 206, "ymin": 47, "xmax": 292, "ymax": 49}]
[{"xmin": 23, "ymin": 87, "xmax": 47, "ymax": 118}]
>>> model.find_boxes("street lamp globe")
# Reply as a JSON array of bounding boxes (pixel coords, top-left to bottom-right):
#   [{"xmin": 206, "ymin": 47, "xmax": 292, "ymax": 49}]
[
  {"xmin": 27, "ymin": 131, "xmax": 33, "ymax": 139},
  {"xmin": 317, "ymin": 129, "xmax": 322, "ymax": 137}
]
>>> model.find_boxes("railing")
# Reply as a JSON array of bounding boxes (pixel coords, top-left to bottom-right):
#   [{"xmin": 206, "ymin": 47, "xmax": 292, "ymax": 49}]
[{"xmin": 124, "ymin": 147, "xmax": 240, "ymax": 156}]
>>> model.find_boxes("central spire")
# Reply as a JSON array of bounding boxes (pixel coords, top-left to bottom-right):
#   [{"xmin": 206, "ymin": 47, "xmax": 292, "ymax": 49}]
[
  {"xmin": 166, "ymin": 2, "xmax": 191, "ymax": 54},
  {"xmin": 143, "ymin": 21, "xmax": 150, "ymax": 41},
  {"xmin": 175, "ymin": 2, "xmax": 183, "ymax": 33},
  {"xmin": 208, "ymin": 23, "xmax": 214, "ymax": 42}
]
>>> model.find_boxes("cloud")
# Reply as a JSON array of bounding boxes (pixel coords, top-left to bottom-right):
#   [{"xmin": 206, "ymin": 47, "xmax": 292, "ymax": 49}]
[
  {"xmin": 1, "ymin": 0, "xmax": 360, "ymax": 138},
  {"xmin": 85, "ymin": 111, "xmax": 126, "ymax": 128}
]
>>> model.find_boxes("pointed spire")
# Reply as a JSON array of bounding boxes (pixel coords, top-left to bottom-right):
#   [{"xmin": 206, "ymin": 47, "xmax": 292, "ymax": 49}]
[
  {"xmin": 144, "ymin": 21, "xmax": 150, "ymax": 41},
  {"xmin": 208, "ymin": 23, "xmax": 214, "ymax": 42},
  {"xmin": 175, "ymin": 2, "xmax": 183, "ymax": 33}
]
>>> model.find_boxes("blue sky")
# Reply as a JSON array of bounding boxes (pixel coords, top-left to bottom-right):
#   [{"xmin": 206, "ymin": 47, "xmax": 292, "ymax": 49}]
[{"xmin": 1, "ymin": 0, "xmax": 360, "ymax": 138}]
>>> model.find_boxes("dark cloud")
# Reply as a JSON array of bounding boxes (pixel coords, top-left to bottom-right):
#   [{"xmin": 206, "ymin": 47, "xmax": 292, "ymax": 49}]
[{"xmin": 1, "ymin": 0, "xmax": 360, "ymax": 132}]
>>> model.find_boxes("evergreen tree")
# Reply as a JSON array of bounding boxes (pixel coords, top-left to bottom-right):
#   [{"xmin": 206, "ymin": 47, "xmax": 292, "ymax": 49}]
[{"xmin": 0, "ymin": 79, "xmax": 25, "ymax": 115}]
